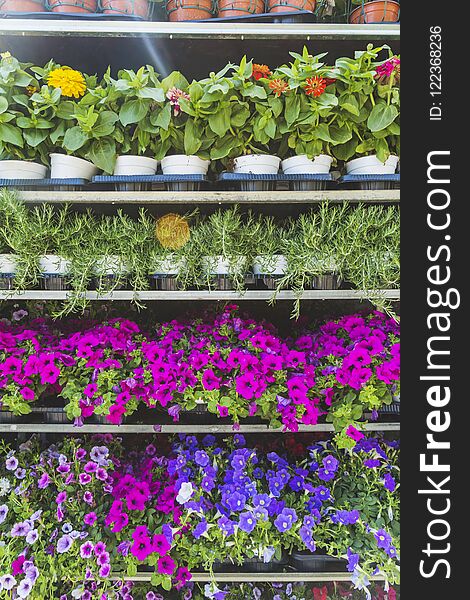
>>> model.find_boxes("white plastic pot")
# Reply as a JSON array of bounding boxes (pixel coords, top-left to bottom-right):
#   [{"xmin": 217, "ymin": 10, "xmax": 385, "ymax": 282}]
[
  {"xmin": 113, "ymin": 155, "xmax": 158, "ymax": 176},
  {"xmin": 39, "ymin": 255, "xmax": 70, "ymax": 275},
  {"xmin": 0, "ymin": 160, "xmax": 47, "ymax": 180},
  {"xmin": 282, "ymin": 154, "xmax": 333, "ymax": 175},
  {"xmin": 253, "ymin": 255, "xmax": 287, "ymax": 276},
  {"xmin": 94, "ymin": 256, "xmax": 129, "ymax": 276},
  {"xmin": 233, "ymin": 155, "xmax": 280, "ymax": 174},
  {"xmin": 202, "ymin": 256, "xmax": 246, "ymax": 275},
  {"xmin": 0, "ymin": 254, "xmax": 18, "ymax": 275},
  {"xmin": 50, "ymin": 154, "xmax": 98, "ymax": 180},
  {"xmin": 152, "ymin": 257, "xmax": 185, "ymax": 276},
  {"xmin": 345, "ymin": 155, "xmax": 399, "ymax": 175},
  {"xmin": 161, "ymin": 155, "xmax": 210, "ymax": 175}
]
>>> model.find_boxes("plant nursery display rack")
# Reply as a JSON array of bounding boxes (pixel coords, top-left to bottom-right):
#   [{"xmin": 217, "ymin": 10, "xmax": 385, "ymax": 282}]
[{"xmin": 0, "ymin": 15, "xmax": 400, "ymax": 594}]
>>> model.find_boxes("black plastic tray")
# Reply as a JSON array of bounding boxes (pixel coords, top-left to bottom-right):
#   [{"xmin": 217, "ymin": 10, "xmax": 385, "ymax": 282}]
[
  {"xmin": 0, "ymin": 11, "xmax": 145, "ymax": 20},
  {"xmin": 289, "ymin": 552, "xmax": 347, "ymax": 572},
  {"xmin": 213, "ymin": 554, "xmax": 288, "ymax": 573},
  {"xmin": 196, "ymin": 9, "xmax": 316, "ymax": 23}
]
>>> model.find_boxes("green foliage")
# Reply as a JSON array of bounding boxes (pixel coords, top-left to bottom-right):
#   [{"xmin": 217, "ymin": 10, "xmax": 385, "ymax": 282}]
[
  {"xmin": 0, "ymin": 191, "xmax": 400, "ymax": 318},
  {"xmin": 1, "ymin": 47, "xmax": 400, "ymax": 172}
]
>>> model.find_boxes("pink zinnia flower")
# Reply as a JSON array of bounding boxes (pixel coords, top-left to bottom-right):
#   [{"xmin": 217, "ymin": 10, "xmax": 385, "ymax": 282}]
[
  {"xmin": 376, "ymin": 57, "xmax": 400, "ymax": 79},
  {"xmin": 166, "ymin": 87, "xmax": 190, "ymax": 116}
]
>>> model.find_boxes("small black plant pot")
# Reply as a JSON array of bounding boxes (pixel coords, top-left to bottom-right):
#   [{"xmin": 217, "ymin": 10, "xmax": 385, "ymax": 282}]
[
  {"xmin": 289, "ymin": 551, "xmax": 347, "ymax": 572},
  {"xmin": 213, "ymin": 553, "xmax": 288, "ymax": 573},
  {"xmin": 0, "ymin": 410, "xmax": 21, "ymax": 424},
  {"xmin": 0, "ymin": 276, "xmax": 14, "ymax": 290}
]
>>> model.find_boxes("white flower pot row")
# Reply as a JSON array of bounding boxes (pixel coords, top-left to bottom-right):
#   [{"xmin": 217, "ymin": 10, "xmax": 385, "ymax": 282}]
[
  {"xmin": 1, "ymin": 254, "xmax": 342, "ymax": 278},
  {"xmin": 0, "ymin": 153, "xmax": 399, "ymax": 180}
]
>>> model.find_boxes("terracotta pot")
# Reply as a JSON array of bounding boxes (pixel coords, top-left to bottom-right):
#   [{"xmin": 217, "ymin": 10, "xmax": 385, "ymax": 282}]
[
  {"xmin": 0, "ymin": 0, "xmax": 46, "ymax": 11},
  {"xmin": 101, "ymin": 0, "xmax": 150, "ymax": 17},
  {"xmin": 49, "ymin": 0, "xmax": 97, "ymax": 13},
  {"xmin": 218, "ymin": 0, "xmax": 264, "ymax": 17},
  {"xmin": 267, "ymin": 0, "xmax": 314, "ymax": 13},
  {"xmin": 349, "ymin": 0, "xmax": 399, "ymax": 24},
  {"xmin": 166, "ymin": 0, "xmax": 213, "ymax": 21}
]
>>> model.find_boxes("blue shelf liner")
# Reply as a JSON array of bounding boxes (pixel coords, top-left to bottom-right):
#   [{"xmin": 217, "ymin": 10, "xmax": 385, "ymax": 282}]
[
  {"xmin": 0, "ymin": 178, "xmax": 87, "ymax": 187},
  {"xmin": 340, "ymin": 174, "xmax": 401, "ymax": 183},
  {"xmin": 219, "ymin": 173, "xmax": 334, "ymax": 182},
  {"xmin": 92, "ymin": 174, "xmax": 207, "ymax": 183}
]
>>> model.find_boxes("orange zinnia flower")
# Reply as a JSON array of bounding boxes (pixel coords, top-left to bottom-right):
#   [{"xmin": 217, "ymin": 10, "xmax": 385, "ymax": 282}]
[
  {"xmin": 304, "ymin": 76, "xmax": 327, "ymax": 97},
  {"xmin": 252, "ymin": 64, "xmax": 272, "ymax": 80},
  {"xmin": 268, "ymin": 79, "xmax": 288, "ymax": 97}
]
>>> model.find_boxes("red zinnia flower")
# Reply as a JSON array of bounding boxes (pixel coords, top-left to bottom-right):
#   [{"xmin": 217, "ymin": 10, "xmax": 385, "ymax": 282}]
[
  {"xmin": 304, "ymin": 76, "xmax": 327, "ymax": 97},
  {"xmin": 252, "ymin": 63, "xmax": 272, "ymax": 80},
  {"xmin": 268, "ymin": 78, "xmax": 288, "ymax": 97}
]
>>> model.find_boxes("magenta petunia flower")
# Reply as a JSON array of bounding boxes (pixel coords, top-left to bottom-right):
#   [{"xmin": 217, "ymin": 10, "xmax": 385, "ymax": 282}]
[
  {"xmin": 201, "ymin": 369, "xmax": 221, "ymax": 391},
  {"xmin": 346, "ymin": 425, "xmax": 365, "ymax": 442},
  {"xmin": 152, "ymin": 533, "xmax": 170, "ymax": 555},
  {"xmin": 84, "ymin": 512, "xmax": 97, "ymax": 526},
  {"xmin": 157, "ymin": 554, "xmax": 176, "ymax": 575}
]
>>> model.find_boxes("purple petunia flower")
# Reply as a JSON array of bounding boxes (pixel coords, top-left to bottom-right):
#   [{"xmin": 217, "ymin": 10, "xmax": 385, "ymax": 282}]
[
  {"xmin": 226, "ymin": 491, "xmax": 246, "ymax": 512},
  {"xmin": 57, "ymin": 534, "xmax": 73, "ymax": 553},
  {"xmin": 274, "ymin": 513, "xmax": 292, "ymax": 532},
  {"xmin": 37, "ymin": 473, "xmax": 50, "ymax": 489},
  {"xmin": 238, "ymin": 511, "xmax": 257, "ymax": 533},
  {"xmin": 80, "ymin": 541, "xmax": 94, "ymax": 558},
  {"xmin": 194, "ymin": 451, "xmax": 209, "ymax": 467},
  {"xmin": 0, "ymin": 504, "xmax": 8, "ymax": 524},
  {"xmin": 11, "ymin": 521, "xmax": 31, "ymax": 537},
  {"xmin": 94, "ymin": 541, "xmax": 107, "ymax": 556},
  {"xmin": 375, "ymin": 528, "xmax": 392, "ymax": 550},
  {"xmin": 218, "ymin": 515, "xmax": 236, "ymax": 536},
  {"xmin": 6, "ymin": 456, "xmax": 18, "ymax": 471},
  {"xmin": 364, "ymin": 459, "xmax": 381, "ymax": 468},
  {"xmin": 193, "ymin": 519, "xmax": 208, "ymax": 539},
  {"xmin": 347, "ymin": 547, "xmax": 360, "ymax": 571},
  {"xmin": 383, "ymin": 472, "xmax": 396, "ymax": 492},
  {"xmin": 56, "ymin": 491, "xmax": 67, "ymax": 504},
  {"xmin": 79, "ymin": 473, "xmax": 92, "ymax": 485},
  {"xmin": 26, "ymin": 529, "xmax": 39, "ymax": 544},
  {"xmin": 84, "ymin": 512, "xmax": 97, "ymax": 526},
  {"xmin": 0, "ymin": 574, "xmax": 17, "ymax": 590}
]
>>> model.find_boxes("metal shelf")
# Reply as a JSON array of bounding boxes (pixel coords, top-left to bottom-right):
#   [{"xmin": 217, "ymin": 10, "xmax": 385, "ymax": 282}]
[
  {"xmin": 15, "ymin": 190, "xmax": 400, "ymax": 205},
  {"xmin": 0, "ymin": 289, "xmax": 400, "ymax": 301},
  {"xmin": 112, "ymin": 572, "xmax": 384, "ymax": 582},
  {"xmin": 0, "ymin": 422, "xmax": 400, "ymax": 434},
  {"xmin": 0, "ymin": 20, "xmax": 400, "ymax": 40}
]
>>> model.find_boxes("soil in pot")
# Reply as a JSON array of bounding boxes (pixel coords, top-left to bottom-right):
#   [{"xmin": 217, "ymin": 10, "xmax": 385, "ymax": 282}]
[
  {"xmin": 49, "ymin": 0, "xmax": 97, "ymax": 12},
  {"xmin": 290, "ymin": 551, "xmax": 347, "ymax": 572},
  {"xmin": 267, "ymin": 0, "xmax": 315, "ymax": 13},
  {"xmin": 0, "ymin": 0, "xmax": 46, "ymax": 11},
  {"xmin": 349, "ymin": 0, "xmax": 400, "ymax": 23},
  {"xmin": 101, "ymin": 0, "xmax": 151, "ymax": 17},
  {"xmin": 166, "ymin": 0, "xmax": 213, "ymax": 21},
  {"xmin": 217, "ymin": 0, "xmax": 264, "ymax": 17}
]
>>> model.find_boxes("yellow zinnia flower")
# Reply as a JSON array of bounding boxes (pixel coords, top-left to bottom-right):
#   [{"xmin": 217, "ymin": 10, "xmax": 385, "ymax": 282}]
[{"xmin": 47, "ymin": 66, "xmax": 86, "ymax": 99}]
